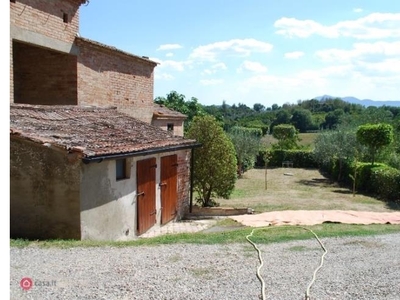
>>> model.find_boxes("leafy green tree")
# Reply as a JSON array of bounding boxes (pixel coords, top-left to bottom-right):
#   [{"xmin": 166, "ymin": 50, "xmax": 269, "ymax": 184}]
[
  {"xmin": 323, "ymin": 109, "xmax": 344, "ymax": 129},
  {"xmin": 186, "ymin": 116, "xmax": 237, "ymax": 207},
  {"xmin": 313, "ymin": 127, "xmax": 359, "ymax": 181},
  {"xmin": 272, "ymin": 109, "xmax": 291, "ymax": 128},
  {"xmin": 155, "ymin": 91, "xmax": 207, "ymax": 132},
  {"xmin": 291, "ymin": 108, "xmax": 314, "ymax": 132},
  {"xmin": 253, "ymin": 103, "xmax": 265, "ymax": 112},
  {"xmin": 272, "ymin": 124, "xmax": 299, "ymax": 150},
  {"xmin": 356, "ymin": 123, "xmax": 394, "ymax": 165},
  {"xmin": 228, "ymin": 127, "xmax": 262, "ymax": 177}
]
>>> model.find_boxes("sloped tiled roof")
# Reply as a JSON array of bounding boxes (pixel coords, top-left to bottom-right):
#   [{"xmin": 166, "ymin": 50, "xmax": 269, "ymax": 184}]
[
  {"xmin": 153, "ymin": 104, "xmax": 187, "ymax": 119},
  {"xmin": 10, "ymin": 104, "xmax": 198, "ymax": 161}
]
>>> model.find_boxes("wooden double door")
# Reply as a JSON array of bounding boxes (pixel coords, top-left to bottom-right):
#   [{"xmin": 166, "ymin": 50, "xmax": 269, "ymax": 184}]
[{"xmin": 136, "ymin": 155, "xmax": 178, "ymax": 235}]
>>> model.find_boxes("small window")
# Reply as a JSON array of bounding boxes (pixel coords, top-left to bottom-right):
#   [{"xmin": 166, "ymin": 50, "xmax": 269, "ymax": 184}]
[
  {"xmin": 10, "ymin": 0, "xmax": 16, "ymax": 3},
  {"xmin": 116, "ymin": 159, "xmax": 130, "ymax": 180},
  {"xmin": 63, "ymin": 12, "xmax": 69, "ymax": 23},
  {"xmin": 167, "ymin": 123, "xmax": 174, "ymax": 133}
]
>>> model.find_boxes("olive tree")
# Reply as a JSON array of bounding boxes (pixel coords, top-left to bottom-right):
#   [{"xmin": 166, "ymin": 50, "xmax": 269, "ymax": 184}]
[
  {"xmin": 313, "ymin": 127, "xmax": 358, "ymax": 181},
  {"xmin": 228, "ymin": 127, "xmax": 262, "ymax": 177},
  {"xmin": 356, "ymin": 123, "xmax": 394, "ymax": 165},
  {"xmin": 186, "ymin": 115, "xmax": 237, "ymax": 207}
]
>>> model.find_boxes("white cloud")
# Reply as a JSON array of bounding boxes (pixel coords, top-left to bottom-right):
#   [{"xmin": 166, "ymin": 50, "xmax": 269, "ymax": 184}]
[
  {"xmin": 353, "ymin": 8, "xmax": 363, "ymax": 13},
  {"xmin": 237, "ymin": 60, "xmax": 267, "ymax": 73},
  {"xmin": 201, "ymin": 62, "xmax": 227, "ymax": 75},
  {"xmin": 157, "ymin": 44, "xmax": 183, "ymax": 51},
  {"xmin": 154, "ymin": 71, "xmax": 174, "ymax": 80},
  {"xmin": 200, "ymin": 79, "xmax": 224, "ymax": 86},
  {"xmin": 284, "ymin": 51, "xmax": 304, "ymax": 59},
  {"xmin": 316, "ymin": 41, "xmax": 400, "ymax": 62},
  {"xmin": 275, "ymin": 13, "xmax": 400, "ymax": 39},
  {"xmin": 189, "ymin": 39, "xmax": 273, "ymax": 61},
  {"xmin": 166, "ymin": 52, "xmax": 174, "ymax": 57},
  {"xmin": 154, "ymin": 59, "xmax": 192, "ymax": 72}
]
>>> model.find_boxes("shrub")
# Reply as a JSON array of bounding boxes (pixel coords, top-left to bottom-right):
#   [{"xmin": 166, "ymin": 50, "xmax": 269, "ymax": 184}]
[{"xmin": 256, "ymin": 149, "xmax": 318, "ymax": 168}]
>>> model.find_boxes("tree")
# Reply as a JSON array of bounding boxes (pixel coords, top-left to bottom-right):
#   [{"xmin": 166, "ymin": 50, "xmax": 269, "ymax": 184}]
[
  {"xmin": 356, "ymin": 123, "xmax": 394, "ymax": 165},
  {"xmin": 228, "ymin": 127, "xmax": 262, "ymax": 177},
  {"xmin": 273, "ymin": 109, "xmax": 291, "ymax": 126},
  {"xmin": 291, "ymin": 108, "xmax": 314, "ymax": 133},
  {"xmin": 253, "ymin": 103, "xmax": 265, "ymax": 112},
  {"xmin": 154, "ymin": 91, "xmax": 207, "ymax": 132},
  {"xmin": 272, "ymin": 124, "xmax": 299, "ymax": 150},
  {"xmin": 186, "ymin": 116, "xmax": 237, "ymax": 207},
  {"xmin": 313, "ymin": 127, "xmax": 359, "ymax": 181},
  {"xmin": 323, "ymin": 109, "xmax": 344, "ymax": 129}
]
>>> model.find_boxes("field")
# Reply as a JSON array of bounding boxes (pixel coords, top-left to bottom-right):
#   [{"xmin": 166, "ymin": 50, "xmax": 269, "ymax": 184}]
[
  {"xmin": 216, "ymin": 168, "xmax": 397, "ymax": 212},
  {"xmin": 261, "ymin": 132, "xmax": 318, "ymax": 149}
]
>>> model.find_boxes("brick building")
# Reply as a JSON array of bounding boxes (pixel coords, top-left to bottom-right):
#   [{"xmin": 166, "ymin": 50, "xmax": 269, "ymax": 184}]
[{"xmin": 10, "ymin": 0, "xmax": 197, "ymax": 240}]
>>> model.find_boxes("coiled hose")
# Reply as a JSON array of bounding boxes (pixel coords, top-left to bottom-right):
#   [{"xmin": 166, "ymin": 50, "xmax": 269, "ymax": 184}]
[{"xmin": 246, "ymin": 226, "xmax": 328, "ymax": 300}]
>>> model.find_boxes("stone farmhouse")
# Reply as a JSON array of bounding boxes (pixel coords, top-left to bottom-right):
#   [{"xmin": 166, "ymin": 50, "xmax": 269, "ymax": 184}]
[{"xmin": 10, "ymin": 0, "xmax": 199, "ymax": 240}]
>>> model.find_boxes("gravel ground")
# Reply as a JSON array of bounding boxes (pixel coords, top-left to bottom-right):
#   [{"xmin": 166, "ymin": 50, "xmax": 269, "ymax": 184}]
[{"xmin": 10, "ymin": 233, "xmax": 400, "ymax": 300}]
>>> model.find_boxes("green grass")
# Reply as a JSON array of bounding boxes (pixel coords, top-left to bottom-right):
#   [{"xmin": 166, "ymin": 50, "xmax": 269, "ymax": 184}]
[
  {"xmin": 298, "ymin": 133, "xmax": 318, "ymax": 148},
  {"xmin": 10, "ymin": 224, "xmax": 400, "ymax": 248}
]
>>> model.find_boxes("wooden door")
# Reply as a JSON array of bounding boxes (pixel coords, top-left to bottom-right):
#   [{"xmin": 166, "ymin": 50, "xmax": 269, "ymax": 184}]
[
  {"xmin": 136, "ymin": 158, "xmax": 157, "ymax": 235},
  {"xmin": 160, "ymin": 155, "xmax": 178, "ymax": 225}
]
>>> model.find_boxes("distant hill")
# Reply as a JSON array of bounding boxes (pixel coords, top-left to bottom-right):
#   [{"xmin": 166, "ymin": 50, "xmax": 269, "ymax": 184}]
[{"xmin": 314, "ymin": 95, "xmax": 400, "ymax": 107}]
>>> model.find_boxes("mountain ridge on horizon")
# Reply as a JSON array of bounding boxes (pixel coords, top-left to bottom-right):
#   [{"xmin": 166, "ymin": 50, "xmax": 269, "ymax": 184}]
[{"xmin": 314, "ymin": 95, "xmax": 400, "ymax": 107}]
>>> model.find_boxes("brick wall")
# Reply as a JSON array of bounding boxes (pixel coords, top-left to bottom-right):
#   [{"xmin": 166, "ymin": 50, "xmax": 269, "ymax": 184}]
[
  {"xmin": 10, "ymin": 0, "xmax": 82, "ymax": 44},
  {"xmin": 176, "ymin": 149, "xmax": 192, "ymax": 219},
  {"xmin": 13, "ymin": 41, "xmax": 78, "ymax": 105},
  {"xmin": 76, "ymin": 38, "xmax": 157, "ymax": 123}
]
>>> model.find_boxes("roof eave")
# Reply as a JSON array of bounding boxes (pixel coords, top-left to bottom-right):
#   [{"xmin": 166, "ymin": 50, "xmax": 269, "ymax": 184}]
[{"xmin": 82, "ymin": 142, "xmax": 202, "ymax": 164}]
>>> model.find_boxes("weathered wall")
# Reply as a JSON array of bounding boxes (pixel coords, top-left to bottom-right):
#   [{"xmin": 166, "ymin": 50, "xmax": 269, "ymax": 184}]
[
  {"xmin": 151, "ymin": 119, "xmax": 184, "ymax": 137},
  {"xmin": 10, "ymin": 138, "xmax": 81, "ymax": 239},
  {"xmin": 80, "ymin": 149, "xmax": 192, "ymax": 240},
  {"xmin": 76, "ymin": 39, "xmax": 157, "ymax": 123},
  {"xmin": 80, "ymin": 158, "xmax": 137, "ymax": 241},
  {"xmin": 13, "ymin": 41, "xmax": 78, "ymax": 105}
]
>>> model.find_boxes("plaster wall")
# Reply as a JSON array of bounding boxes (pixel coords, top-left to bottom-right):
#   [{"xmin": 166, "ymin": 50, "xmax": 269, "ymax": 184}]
[
  {"xmin": 80, "ymin": 149, "xmax": 192, "ymax": 240},
  {"xmin": 151, "ymin": 119, "xmax": 184, "ymax": 137},
  {"xmin": 10, "ymin": 138, "xmax": 81, "ymax": 239}
]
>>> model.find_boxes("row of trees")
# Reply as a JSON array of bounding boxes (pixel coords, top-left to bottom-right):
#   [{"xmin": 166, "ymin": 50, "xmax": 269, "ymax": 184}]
[
  {"xmin": 155, "ymin": 91, "xmax": 400, "ymax": 134},
  {"xmin": 155, "ymin": 91, "xmax": 400, "ymax": 206}
]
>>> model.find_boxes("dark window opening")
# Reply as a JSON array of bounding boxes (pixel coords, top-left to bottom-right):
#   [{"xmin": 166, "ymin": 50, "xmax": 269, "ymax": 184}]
[
  {"xmin": 116, "ymin": 159, "xmax": 130, "ymax": 180},
  {"xmin": 167, "ymin": 123, "xmax": 174, "ymax": 133},
  {"xmin": 10, "ymin": 0, "xmax": 16, "ymax": 3},
  {"xmin": 63, "ymin": 13, "xmax": 69, "ymax": 23}
]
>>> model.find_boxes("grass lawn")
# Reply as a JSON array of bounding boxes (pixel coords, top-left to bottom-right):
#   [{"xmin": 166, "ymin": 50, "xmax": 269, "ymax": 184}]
[{"xmin": 216, "ymin": 168, "xmax": 398, "ymax": 213}]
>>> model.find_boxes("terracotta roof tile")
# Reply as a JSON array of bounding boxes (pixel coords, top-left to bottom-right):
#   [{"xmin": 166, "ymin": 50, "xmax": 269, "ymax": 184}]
[
  {"xmin": 153, "ymin": 104, "xmax": 187, "ymax": 119},
  {"xmin": 10, "ymin": 104, "xmax": 198, "ymax": 158}
]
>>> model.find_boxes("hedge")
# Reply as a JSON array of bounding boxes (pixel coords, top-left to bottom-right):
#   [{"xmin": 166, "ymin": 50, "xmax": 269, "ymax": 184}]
[
  {"xmin": 256, "ymin": 149, "xmax": 318, "ymax": 168},
  {"xmin": 326, "ymin": 160, "xmax": 400, "ymax": 202}
]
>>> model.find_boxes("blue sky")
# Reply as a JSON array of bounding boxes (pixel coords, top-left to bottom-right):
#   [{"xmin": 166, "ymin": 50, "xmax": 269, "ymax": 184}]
[{"xmin": 80, "ymin": 1, "xmax": 400, "ymax": 108}]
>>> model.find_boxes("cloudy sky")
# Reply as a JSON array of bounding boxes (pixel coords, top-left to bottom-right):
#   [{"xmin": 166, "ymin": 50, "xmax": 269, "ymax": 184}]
[{"xmin": 79, "ymin": 0, "xmax": 400, "ymax": 107}]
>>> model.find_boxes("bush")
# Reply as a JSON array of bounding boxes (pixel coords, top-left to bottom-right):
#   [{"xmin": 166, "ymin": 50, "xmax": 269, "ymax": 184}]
[
  {"xmin": 326, "ymin": 160, "xmax": 400, "ymax": 202},
  {"xmin": 370, "ymin": 165, "xmax": 400, "ymax": 201},
  {"xmin": 256, "ymin": 149, "xmax": 318, "ymax": 168}
]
